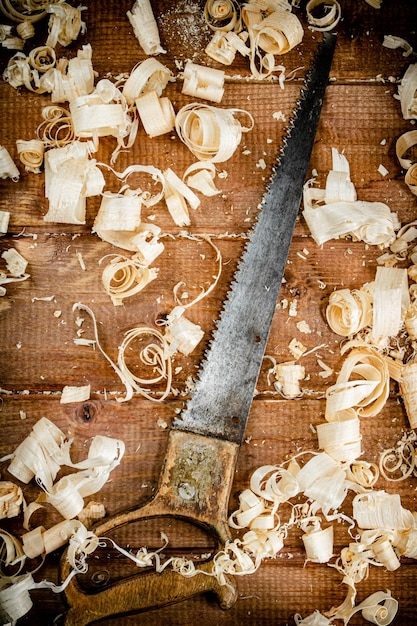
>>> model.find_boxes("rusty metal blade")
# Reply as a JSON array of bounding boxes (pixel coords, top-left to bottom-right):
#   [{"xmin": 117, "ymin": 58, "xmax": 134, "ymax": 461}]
[{"xmin": 173, "ymin": 32, "xmax": 337, "ymax": 444}]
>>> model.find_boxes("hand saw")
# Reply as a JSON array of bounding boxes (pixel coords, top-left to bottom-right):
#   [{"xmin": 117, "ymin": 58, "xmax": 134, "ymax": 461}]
[{"xmin": 60, "ymin": 32, "xmax": 336, "ymax": 625}]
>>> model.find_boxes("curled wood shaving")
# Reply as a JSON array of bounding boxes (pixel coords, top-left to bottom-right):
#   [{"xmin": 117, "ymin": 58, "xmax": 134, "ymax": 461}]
[
  {"xmin": 379, "ymin": 431, "xmax": 417, "ymax": 480},
  {"xmin": 253, "ymin": 9, "xmax": 303, "ymax": 56},
  {"xmin": 405, "ymin": 163, "xmax": 417, "ymax": 196},
  {"xmin": 7, "ymin": 415, "xmax": 124, "ymax": 519},
  {"xmin": 45, "ymin": 1, "xmax": 86, "ymax": 48},
  {"xmin": 328, "ymin": 589, "xmax": 398, "ymax": 626},
  {"xmin": 16, "ymin": 138, "xmax": 45, "ymax": 173},
  {"xmin": 45, "ymin": 44, "xmax": 95, "ymax": 103},
  {"xmin": 100, "ymin": 253, "xmax": 159, "ymax": 306},
  {"xmin": 98, "ymin": 162, "xmax": 165, "ymax": 207},
  {"xmin": 72, "ymin": 303, "xmax": 174, "ymax": 402},
  {"xmin": 326, "ymin": 346, "xmax": 390, "ymax": 419},
  {"xmin": 383, "ymin": 35, "xmax": 413, "ymax": 57},
  {"xmin": 367, "ymin": 533, "xmax": 401, "ymax": 572},
  {"xmin": 175, "ymin": 102, "xmax": 254, "ymax": 163},
  {"xmin": 69, "ymin": 79, "xmax": 134, "ymax": 156},
  {"xmin": 183, "ymin": 162, "xmax": 222, "ymax": 197},
  {"xmin": 2, "ymin": 248, "xmax": 28, "ymax": 277},
  {"xmin": 352, "ymin": 491, "xmax": 410, "ymax": 530},
  {"xmin": 390, "ymin": 220, "xmax": 417, "ymax": 259},
  {"xmin": 3, "ymin": 51, "xmax": 41, "ymax": 91},
  {"xmin": 163, "ymin": 306, "xmax": 204, "ymax": 358},
  {"xmin": 306, "ymin": 0, "xmax": 341, "ymax": 32},
  {"xmin": 65, "ymin": 521, "xmax": 99, "ymax": 573},
  {"xmin": 117, "ymin": 325, "xmax": 172, "ymax": 402},
  {"xmin": 0, "ymin": 481, "xmax": 24, "ymax": 519},
  {"xmin": 136, "ymin": 89, "xmax": 175, "ymax": 137},
  {"xmin": 204, "ymin": 0, "xmax": 240, "ymax": 32},
  {"xmin": 16, "ymin": 20, "xmax": 35, "ymax": 40},
  {"xmin": 0, "ymin": 144, "xmax": 19, "ymax": 180},
  {"xmin": 127, "ymin": 0, "xmax": 166, "ymax": 56},
  {"xmin": 357, "ymin": 590, "xmax": 398, "ymax": 625},
  {"xmin": 77, "ymin": 501, "xmax": 106, "ymax": 528},
  {"xmin": 122, "ymin": 57, "xmax": 173, "ymax": 105},
  {"xmin": 102, "ymin": 532, "xmax": 171, "ymax": 573},
  {"xmin": 182, "ymin": 61, "xmax": 225, "ymax": 103},
  {"xmin": 1, "ymin": 33, "xmax": 24, "ymax": 49},
  {"xmin": 93, "ymin": 192, "xmax": 143, "ymax": 247},
  {"xmin": 41, "ymin": 437, "xmax": 124, "ymax": 519},
  {"xmin": 44, "ymin": 141, "xmax": 104, "ymax": 224},
  {"xmin": 0, "ymin": 23, "xmax": 12, "ymax": 40},
  {"xmin": 163, "ymin": 167, "xmax": 200, "ymax": 226},
  {"xmin": 205, "ymin": 29, "xmax": 249, "ymax": 66},
  {"xmin": 0, "ymin": 572, "xmax": 35, "ymax": 624},
  {"xmin": 36, "ymin": 105, "xmax": 74, "ymax": 147},
  {"xmin": 397, "ymin": 359, "xmax": 417, "ymax": 429},
  {"xmin": 395, "ymin": 130, "xmax": 417, "ymax": 196},
  {"xmin": 345, "ymin": 460, "xmax": 379, "ymax": 489},
  {"xmin": 316, "ymin": 413, "xmax": 362, "ymax": 464},
  {"xmin": 303, "ymin": 149, "xmax": 398, "ymax": 247},
  {"xmin": 0, "ymin": 528, "xmax": 25, "ymax": 574},
  {"xmin": 326, "ymin": 285, "xmax": 373, "ymax": 337},
  {"xmin": 301, "ymin": 517, "xmax": 334, "ymax": 564},
  {"xmin": 93, "ymin": 165, "xmax": 165, "ymax": 249},
  {"xmin": 0, "ymin": 0, "xmax": 56, "ymax": 23},
  {"xmin": 296, "ymin": 452, "xmax": 348, "ymax": 516},
  {"xmin": 241, "ymin": 4, "xmax": 302, "ymax": 78},
  {"xmin": 397, "ymin": 63, "xmax": 417, "ymax": 120},
  {"xmin": 28, "ymin": 44, "xmax": 56, "ymax": 72},
  {"xmin": 271, "ymin": 362, "xmax": 305, "ymax": 398},
  {"xmin": 372, "ymin": 267, "xmax": 409, "ymax": 341}
]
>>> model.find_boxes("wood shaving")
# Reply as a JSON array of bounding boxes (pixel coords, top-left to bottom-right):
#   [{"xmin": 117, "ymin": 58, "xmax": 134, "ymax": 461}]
[
  {"xmin": 127, "ymin": 0, "xmax": 166, "ymax": 56},
  {"xmin": 60, "ymin": 384, "xmax": 91, "ymax": 404},
  {"xmin": 303, "ymin": 148, "xmax": 399, "ymax": 248},
  {"xmin": 0, "ymin": 144, "xmax": 19, "ymax": 180}
]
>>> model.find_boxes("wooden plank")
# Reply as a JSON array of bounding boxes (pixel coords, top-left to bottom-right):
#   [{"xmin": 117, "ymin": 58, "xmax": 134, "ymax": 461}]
[
  {"xmin": 0, "ymin": 234, "xmax": 392, "ymax": 392},
  {"xmin": 1, "ymin": 0, "xmax": 417, "ymax": 624},
  {"xmin": 0, "ymin": 82, "xmax": 414, "ymax": 233}
]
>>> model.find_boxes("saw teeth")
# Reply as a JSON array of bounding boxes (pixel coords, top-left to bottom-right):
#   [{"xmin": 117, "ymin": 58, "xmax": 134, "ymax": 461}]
[{"xmin": 174, "ymin": 33, "xmax": 336, "ymax": 438}]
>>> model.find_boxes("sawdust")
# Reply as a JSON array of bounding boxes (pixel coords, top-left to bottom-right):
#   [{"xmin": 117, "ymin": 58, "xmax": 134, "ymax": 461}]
[{"xmin": 158, "ymin": 0, "xmax": 212, "ymax": 63}]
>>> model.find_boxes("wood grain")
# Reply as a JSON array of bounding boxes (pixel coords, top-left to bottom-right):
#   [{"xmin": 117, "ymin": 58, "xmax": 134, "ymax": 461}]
[{"xmin": 1, "ymin": 0, "xmax": 417, "ymax": 624}]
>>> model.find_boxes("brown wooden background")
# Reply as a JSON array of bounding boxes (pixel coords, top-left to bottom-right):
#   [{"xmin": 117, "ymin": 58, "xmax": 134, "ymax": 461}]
[{"xmin": 1, "ymin": 0, "xmax": 417, "ymax": 624}]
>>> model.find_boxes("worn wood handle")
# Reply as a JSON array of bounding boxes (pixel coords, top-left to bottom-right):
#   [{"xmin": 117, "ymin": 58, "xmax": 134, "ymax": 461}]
[{"xmin": 60, "ymin": 431, "xmax": 240, "ymax": 625}]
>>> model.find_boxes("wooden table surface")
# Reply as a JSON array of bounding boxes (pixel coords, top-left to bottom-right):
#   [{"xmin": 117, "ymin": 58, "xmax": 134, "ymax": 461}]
[{"xmin": 1, "ymin": 1, "xmax": 417, "ymax": 624}]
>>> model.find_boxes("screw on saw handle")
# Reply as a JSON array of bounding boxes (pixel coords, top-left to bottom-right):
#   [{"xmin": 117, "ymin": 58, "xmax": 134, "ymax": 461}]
[{"xmin": 60, "ymin": 430, "xmax": 240, "ymax": 625}]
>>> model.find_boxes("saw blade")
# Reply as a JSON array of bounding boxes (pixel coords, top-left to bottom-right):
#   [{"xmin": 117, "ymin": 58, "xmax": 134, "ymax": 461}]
[{"xmin": 173, "ymin": 32, "xmax": 337, "ymax": 444}]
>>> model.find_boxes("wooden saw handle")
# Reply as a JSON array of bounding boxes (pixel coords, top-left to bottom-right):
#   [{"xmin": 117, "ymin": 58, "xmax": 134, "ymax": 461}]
[{"xmin": 60, "ymin": 430, "xmax": 240, "ymax": 625}]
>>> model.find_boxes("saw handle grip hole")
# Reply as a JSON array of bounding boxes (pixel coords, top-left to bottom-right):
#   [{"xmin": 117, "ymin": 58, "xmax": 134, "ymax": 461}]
[{"xmin": 74, "ymin": 516, "xmax": 217, "ymax": 593}]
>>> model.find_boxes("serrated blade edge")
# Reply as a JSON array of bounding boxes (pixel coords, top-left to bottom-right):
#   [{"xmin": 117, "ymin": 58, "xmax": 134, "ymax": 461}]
[{"xmin": 173, "ymin": 33, "xmax": 337, "ymax": 443}]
